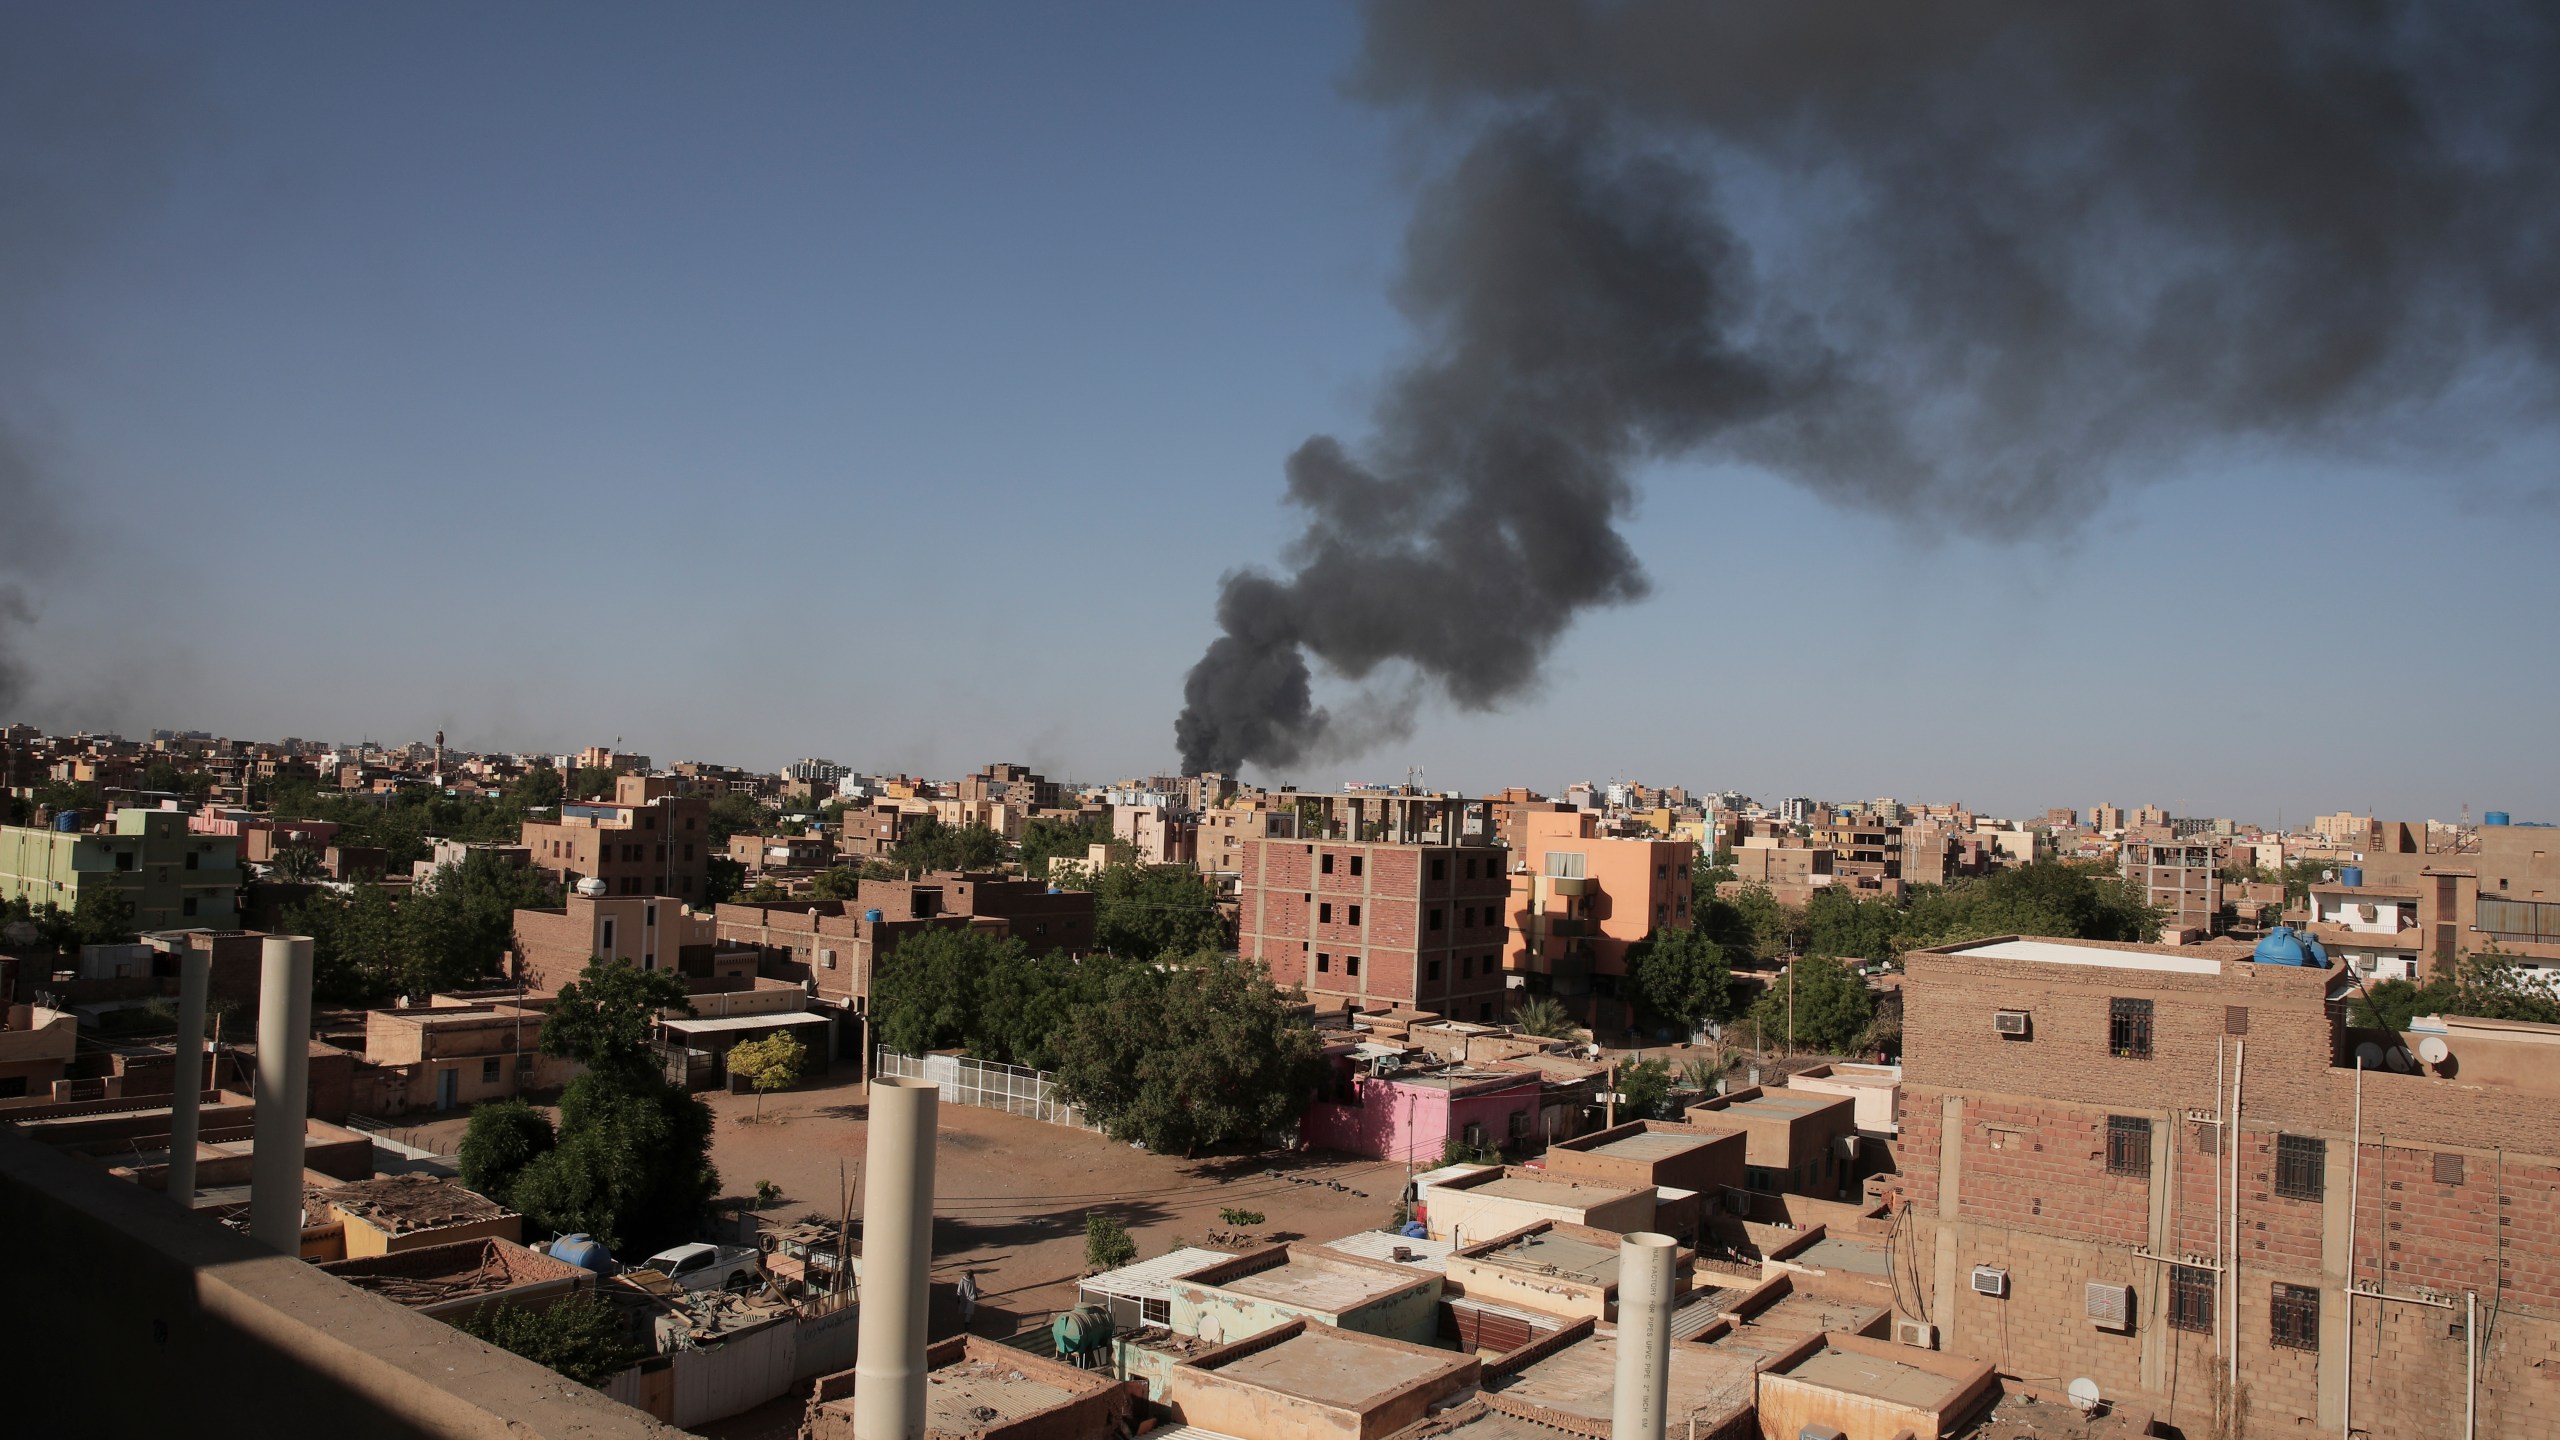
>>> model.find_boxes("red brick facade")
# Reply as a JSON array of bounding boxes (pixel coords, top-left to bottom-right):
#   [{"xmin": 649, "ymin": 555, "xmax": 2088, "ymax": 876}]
[
  {"xmin": 1239, "ymin": 837, "xmax": 1510, "ymax": 1019},
  {"xmin": 1890, "ymin": 938, "xmax": 2560, "ymax": 1439}
]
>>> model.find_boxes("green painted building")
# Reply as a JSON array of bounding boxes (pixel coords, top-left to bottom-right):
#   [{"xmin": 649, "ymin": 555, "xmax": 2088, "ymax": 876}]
[{"xmin": 0, "ymin": 809, "xmax": 243, "ymax": 931}]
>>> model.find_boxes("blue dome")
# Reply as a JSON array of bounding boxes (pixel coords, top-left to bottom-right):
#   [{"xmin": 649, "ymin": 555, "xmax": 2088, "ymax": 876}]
[{"xmin": 2251, "ymin": 926, "xmax": 2329, "ymax": 969}]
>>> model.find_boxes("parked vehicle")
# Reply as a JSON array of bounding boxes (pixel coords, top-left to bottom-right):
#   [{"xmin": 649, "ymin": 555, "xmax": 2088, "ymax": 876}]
[{"xmin": 641, "ymin": 1242, "xmax": 764, "ymax": 1294}]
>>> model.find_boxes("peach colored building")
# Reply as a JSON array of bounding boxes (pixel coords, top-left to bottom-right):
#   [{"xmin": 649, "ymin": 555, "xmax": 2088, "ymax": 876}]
[
  {"xmin": 1505, "ymin": 809, "xmax": 1696, "ymax": 1033},
  {"xmin": 519, "ymin": 773, "xmax": 710, "ymax": 901}
]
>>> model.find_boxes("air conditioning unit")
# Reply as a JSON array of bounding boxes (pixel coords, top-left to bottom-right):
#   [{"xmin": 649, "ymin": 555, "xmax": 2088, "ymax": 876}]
[
  {"xmin": 1893, "ymin": 1318, "xmax": 1938, "ymax": 1350},
  {"xmin": 2086, "ymin": 1281, "xmax": 2134, "ymax": 1332},
  {"xmin": 1971, "ymin": 1266, "xmax": 2009, "ymax": 1298},
  {"xmin": 1993, "ymin": 1010, "xmax": 2031, "ymax": 1037}
]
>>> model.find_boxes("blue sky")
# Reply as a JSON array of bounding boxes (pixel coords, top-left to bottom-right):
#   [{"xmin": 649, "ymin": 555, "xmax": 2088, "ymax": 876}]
[{"xmin": 8, "ymin": 2, "xmax": 2556, "ymax": 824}]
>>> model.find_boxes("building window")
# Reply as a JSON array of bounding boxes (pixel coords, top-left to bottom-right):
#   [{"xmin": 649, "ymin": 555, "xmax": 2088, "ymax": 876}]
[
  {"xmin": 1350, "ymin": 856, "xmax": 1364, "ymax": 877},
  {"xmin": 115, "ymin": 851, "xmax": 135, "ymax": 871},
  {"xmin": 1346, "ymin": 955, "xmax": 1361, "ymax": 977},
  {"xmin": 1544, "ymin": 851, "xmax": 1586, "ymax": 880},
  {"xmin": 184, "ymin": 851, "xmax": 199, "ymax": 870},
  {"xmin": 1426, "ymin": 959, "xmax": 1441, "ymax": 981},
  {"xmin": 1320, "ymin": 903, "xmax": 1333, "ymax": 923},
  {"xmin": 482, "ymin": 1057, "xmax": 501, "ymax": 1083},
  {"xmin": 2270, "ymin": 1283, "xmax": 2320, "ymax": 1351},
  {"xmin": 646, "ymin": 904, "xmax": 658, "ymax": 928},
  {"xmin": 1316, "ymin": 953, "xmax": 1330, "ymax": 973},
  {"xmin": 1429, "ymin": 908, "xmax": 1443, "ymax": 931},
  {"xmin": 1465, "ymin": 858, "xmax": 1478, "ymax": 879},
  {"xmin": 2275, "ymin": 1135, "xmax": 2326, "ymax": 1200},
  {"xmin": 1321, "ymin": 853, "xmax": 1335, "ymax": 874},
  {"xmin": 2108, "ymin": 998, "xmax": 2154, "ymax": 1059},
  {"xmin": 601, "ymin": 918, "xmax": 617, "ymax": 951},
  {"xmin": 1479, "ymin": 1002, "xmax": 1494, "ymax": 1021},
  {"xmin": 1432, "ymin": 857, "xmax": 1446, "ymax": 881},
  {"xmin": 1461, "ymin": 956, "xmax": 1474, "ymax": 978},
  {"xmin": 182, "ymin": 897, "xmax": 198, "ymax": 917},
  {"xmin": 1348, "ymin": 905, "xmax": 1361, "ymax": 926},
  {"xmin": 2169, "ymin": 1266, "xmax": 2214, "ymax": 1334},
  {"xmin": 2106, "ymin": 1116, "xmax": 2152, "ymax": 1177}
]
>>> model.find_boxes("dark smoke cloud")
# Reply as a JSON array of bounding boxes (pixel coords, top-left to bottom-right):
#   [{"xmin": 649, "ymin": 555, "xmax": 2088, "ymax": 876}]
[
  {"xmin": 1177, "ymin": 0, "xmax": 2560, "ymax": 774},
  {"xmin": 0, "ymin": 16, "xmax": 190, "ymax": 719}
]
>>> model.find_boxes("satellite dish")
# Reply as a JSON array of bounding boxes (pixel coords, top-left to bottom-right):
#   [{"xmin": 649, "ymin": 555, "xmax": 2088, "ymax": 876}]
[
  {"xmin": 574, "ymin": 876, "xmax": 609, "ymax": 898},
  {"xmin": 2353, "ymin": 1041, "xmax": 2383, "ymax": 1071},
  {"xmin": 2067, "ymin": 1377, "xmax": 2103, "ymax": 1413},
  {"xmin": 2418, "ymin": 1036, "xmax": 2451, "ymax": 1066},
  {"xmin": 1, "ymin": 919, "xmax": 39, "ymax": 946},
  {"xmin": 2386, "ymin": 1046, "xmax": 2414, "ymax": 1073}
]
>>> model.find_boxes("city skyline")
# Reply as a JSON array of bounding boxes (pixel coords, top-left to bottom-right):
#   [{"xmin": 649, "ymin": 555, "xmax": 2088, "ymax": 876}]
[{"xmin": 4, "ymin": 4, "xmax": 2555, "ymax": 823}]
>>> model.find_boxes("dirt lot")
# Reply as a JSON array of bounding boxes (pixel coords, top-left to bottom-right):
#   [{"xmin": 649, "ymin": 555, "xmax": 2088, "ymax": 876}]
[{"xmin": 701, "ymin": 1074, "xmax": 1411, "ymax": 1345}]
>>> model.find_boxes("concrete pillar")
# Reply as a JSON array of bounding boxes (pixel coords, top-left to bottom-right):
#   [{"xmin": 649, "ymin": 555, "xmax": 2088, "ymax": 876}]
[
  {"xmin": 165, "ymin": 947, "xmax": 210, "ymax": 1208},
  {"xmin": 854, "ymin": 1076, "xmax": 939, "ymax": 1440},
  {"xmin": 1611, "ymin": 1232, "xmax": 1678, "ymax": 1440},
  {"xmin": 249, "ymin": 935, "xmax": 313, "ymax": 1254}
]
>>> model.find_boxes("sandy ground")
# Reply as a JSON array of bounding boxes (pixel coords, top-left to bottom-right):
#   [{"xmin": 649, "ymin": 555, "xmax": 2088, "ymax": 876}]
[{"xmin": 700, "ymin": 1075, "xmax": 1411, "ymax": 1340}]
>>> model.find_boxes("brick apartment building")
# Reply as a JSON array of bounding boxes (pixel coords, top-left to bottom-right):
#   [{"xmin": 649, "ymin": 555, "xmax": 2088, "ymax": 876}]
[
  {"xmin": 957, "ymin": 761, "xmax": 1061, "ymax": 812},
  {"xmin": 511, "ymin": 892, "xmax": 758, "ymax": 993},
  {"xmin": 712, "ymin": 898, "xmax": 989, "ymax": 1059},
  {"xmin": 1890, "ymin": 933, "xmax": 2560, "ymax": 1437},
  {"xmin": 2349, "ymin": 818, "xmax": 2560, "ymax": 983},
  {"xmin": 518, "ymin": 774, "xmax": 709, "ymax": 901},
  {"xmin": 855, "ymin": 870, "xmax": 1096, "ymax": 955},
  {"xmin": 1810, "ymin": 809, "xmax": 1903, "ymax": 893},
  {"xmin": 1505, "ymin": 808, "xmax": 1695, "ymax": 1034},
  {"xmin": 1238, "ymin": 796, "xmax": 1511, "ymax": 1021},
  {"xmin": 2119, "ymin": 837, "xmax": 2223, "ymax": 937}
]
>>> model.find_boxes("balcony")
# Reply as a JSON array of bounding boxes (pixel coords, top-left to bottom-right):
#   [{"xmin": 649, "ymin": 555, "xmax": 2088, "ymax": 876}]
[
  {"xmin": 1544, "ymin": 917, "xmax": 1588, "ymax": 939},
  {"xmin": 1546, "ymin": 876, "xmax": 1591, "ymax": 898}
]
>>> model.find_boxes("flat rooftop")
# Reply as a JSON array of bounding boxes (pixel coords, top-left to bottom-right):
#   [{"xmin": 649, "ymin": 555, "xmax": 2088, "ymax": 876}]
[
  {"xmin": 1494, "ymin": 1332, "xmax": 1758, "ymax": 1427},
  {"xmin": 1207, "ymin": 1327, "xmax": 1448, "ymax": 1406},
  {"xmin": 1935, "ymin": 937, "xmax": 2226, "ymax": 975},
  {"xmin": 1218, "ymin": 1254, "xmax": 1422, "ymax": 1313},
  {"xmin": 1737, "ymin": 1290, "xmax": 1887, "ymax": 1339},
  {"xmin": 922, "ymin": 1356, "xmax": 1086, "ymax": 1429},
  {"xmin": 1781, "ymin": 1346, "xmax": 1963, "ymax": 1407},
  {"xmin": 1795, "ymin": 1235, "xmax": 1889, "ymax": 1277},
  {"xmin": 1473, "ymin": 1230, "xmax": 1619, "ymax": 1287},
  {"xmin": 1081, "ymin": 1247, "xmax": 1234, "ymax": 1304},
  {"xmin": 1319, "ymin": 1231, "xmax": 1454, "ymax": 1273},
  {"xmin": 1584, "ymin": 1131, "xmax": 1717, "ymax": 1162},
  {"xmin": 1470, "ymin": 1173, "xmax": 1645, "ymax": 1209},
  {"xmin": 1712, "ymin": 1091, "xmax": 1841, "ymax": 1122}
]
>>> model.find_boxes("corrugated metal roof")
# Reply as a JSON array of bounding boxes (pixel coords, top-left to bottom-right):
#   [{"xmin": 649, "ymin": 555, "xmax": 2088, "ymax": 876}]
[{"xmin": 1075, "ymin": 1246, "xmax": 1233, "ymax": 1303}]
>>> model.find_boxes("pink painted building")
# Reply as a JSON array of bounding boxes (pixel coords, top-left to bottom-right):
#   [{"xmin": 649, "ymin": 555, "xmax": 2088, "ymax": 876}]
[{"xmin": 1301, "ymin": 1058, "xmax": 1543, "ymax": 1163}]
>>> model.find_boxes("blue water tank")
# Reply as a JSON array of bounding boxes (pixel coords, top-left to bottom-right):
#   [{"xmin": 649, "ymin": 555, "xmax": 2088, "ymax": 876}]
[
  {"xmin": 2485, "ymin": 811, "xmax": 2511, "ymax": 827},
  {"xmin": 52, "ymin": 810, "xmax": 82, "ymax": 832},
  {"xmin": 864, "ymin": 907, "xmax": 883, "ymax": 923},
  {"xmin": 2339, "ymin": 866, "xmax": 2363, "ymax": 888},
  {"xmin": 2251, "ymin": 926, "xmax": 2329, "ymax": 969},
  {"xmin": 549, "ymin": 1234, "xmax": 615, "ymax": 1274}
]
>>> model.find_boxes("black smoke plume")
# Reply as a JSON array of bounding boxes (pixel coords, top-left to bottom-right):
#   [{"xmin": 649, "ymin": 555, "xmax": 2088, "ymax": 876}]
[
  {"xmin": 0, "ymin": 17, "xmax": 188, "ymax": 719},
  {"xmin": 1177, "ymin": 0, "xmax": 2560, "ymax": 775}
]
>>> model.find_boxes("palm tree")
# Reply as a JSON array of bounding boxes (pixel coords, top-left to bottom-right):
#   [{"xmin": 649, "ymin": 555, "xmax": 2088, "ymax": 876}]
[{"xmin": 1511, "ymin": 995, "xmax": 1585, "ymax": 1041}]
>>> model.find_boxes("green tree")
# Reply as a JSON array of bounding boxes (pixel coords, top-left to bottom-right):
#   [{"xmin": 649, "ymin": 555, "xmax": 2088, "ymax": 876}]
[
  {"xmin": 2349, "ymin": 949, "xmax": 2560, "ymax": 1030},
  {"xmin": 1898, "ymin": 860, "xmax": 2159, "ymax": 948},
  {"xmin": 726, "ymin": 1031, "xmax": 807, "ymax": 1121},
  {"xmin": 503, "ymin": 763, "xmax": 565, "ymax": 812},
  {"xmin": 271, "ymin": 844, "xmax": 326, "ymax": 883},
  {"xmin": 33, "ymin": 778, "xmax": 97, "ymax": 818},
  {"xmin": 456, "ymin": 1292, "xmax": 644, "ymax": 1388},
  {"xmin": 458, "ymin": 1099, "xmax": 557, "ymax": 1206},
  {"xmin": 704, "ymin": 792, "xmax": 771, "ymax": 847},
  {"xmin": 290, "ymin": 883, "xmax": 406, "ymax": 1004},
  {"xmin": 540, "ymin": 956, "xmax": 693, "ymax": 1085},
  {"xmin": 72, "ymin": 885, "xmax": 138, "ymax": 946},
  {"xmin": 139, "ymin": 757, "xmax": 212, "ymax": 799},
  {"xmin": 1804, "ymin": 887, "xmax": 1899, "ymax": 962},
  {"xmin": 569, "ymin": 766, "xmax": 618, "ymax": 801},
  {"xmin": 1021, "ymin": 813, "xmax": 1113, "ymax": 880},
  {"xmin": 1721, "ymin": 885, "xmax": 1803, "ymax": 961},
  {"xmin": 1615, "ymin": 1057, "xmax": 1675, "ymax": 1121},
  {"xmin": 703, "ymin": 856, "xmax": 746, "ymax": 905},
  {"xmin": 1509, "ymin": 995, "xmax": 1584, "ymax": 1040},
  {"xmin": 809, "ymin": 867, "xmax": 863, "ymax": 901},
  {"xmin": 888, "ymin": 816, "xmax": 1006, "ymax": 874},
  {"xmin": 1075, "ymin": 859, "xmax": 1224, "ymax": 961},
  {"xmin": 403, "ymin": 850, "xmax": 556, "ymax": 996},
  {"xmin": 1624, "ymin": 927, "xmax": 1735, "ymax": 1035},
  {"xmin": 510, "ymin": 962, "xmax": 718, "ymax": 1253},
  {"xmin": 869, "ymin": 927, "xmax": 1025, "ymax": 1058},
  {"xmin": 1083, "ymin": 1213, "xmax": 1136, "ymax": 1271},
  {"xmin": 1748, "ymin": 954, "xmax": 1876, "ymax": 1055},
  {"xmin": 1691, "ymin": 847, "xmax": 1738, "ymax": 897},
  {"xmin": 1054, "ymin": 952, "xmax": 1327, "ymax": 1157},
  {"xmin": 1740, "ymin": 953, "xmax": 1884, "ymax": 1055}
]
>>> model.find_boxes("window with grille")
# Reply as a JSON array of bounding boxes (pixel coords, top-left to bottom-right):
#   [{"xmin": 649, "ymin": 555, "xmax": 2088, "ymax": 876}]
[
  {"xmin": 2109, "ymin": 998, "xmax": 2155, "ymax": 1058},
  {"xmin": 2169, "ymin": 1266, "xmax": 2214, "ymax": 1334},
  {"xmin": 2106, "ymin": 1116, "xmax": 2153, "ymax": 1177},
  {"xmin": 2275, "ymin": 1135, "xmax": 2326, "ymax": 1200},
  {"xmin": 2270, "ymin": 1283, "xmax": 2320, "ymax": 1350}
]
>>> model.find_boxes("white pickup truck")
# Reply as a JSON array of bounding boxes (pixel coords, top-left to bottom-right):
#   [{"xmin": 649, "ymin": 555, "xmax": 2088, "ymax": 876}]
[{"xmin": 641, "ymin": 1243, "xmax": 765, "ymax": 1294}]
